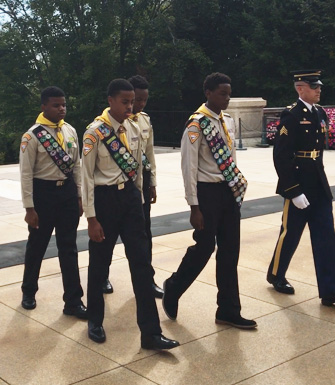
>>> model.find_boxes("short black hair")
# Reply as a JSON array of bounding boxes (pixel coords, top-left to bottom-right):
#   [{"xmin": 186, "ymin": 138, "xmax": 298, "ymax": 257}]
[
  {"xmin": 107, "ymin": 79, "xmax": 134, "ymax": 97},
  {"xmin": 128, "ymin": 75, "xmax": 149, "ymax": 90},
  {"xmin": 41, "ymin": 86, "xmax": 65, "ymax": 104},
  {"xmin": 203, "ymin": 72, "xmax": 231, "ymax": 93}
]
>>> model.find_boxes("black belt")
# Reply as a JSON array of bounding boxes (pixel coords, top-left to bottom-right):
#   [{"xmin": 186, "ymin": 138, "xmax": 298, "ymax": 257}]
[
  {"xmin": 296, "ymin": 150, "xmax": 320, "ymax": 160},
  {"xmin": 33, "ymin": 178, "xmax": 71, "ymax": 187}
]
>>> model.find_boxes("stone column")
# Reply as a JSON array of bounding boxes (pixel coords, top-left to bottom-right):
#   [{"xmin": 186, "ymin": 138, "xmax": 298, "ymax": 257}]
[{"xmin": 226, "ymin": 97, "xmax": 267, "ymax": 147}]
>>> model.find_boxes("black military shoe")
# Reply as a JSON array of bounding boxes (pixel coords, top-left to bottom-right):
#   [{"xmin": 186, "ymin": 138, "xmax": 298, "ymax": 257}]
[
  {"xmin": 141, "ymin": 334, "xmax": 180, "ymax": 350},
  {"xmin": 102, "ymin": 279, "xmax": 114, "ymax": 294},
  {"xmin": 63, "ymin": 304, "xmax": 88, "ymax": 319},
  {"xmin": 215, "ymin": 313, "xmax": 257, "ymax": 329},
  {"xmin": 162, "ymin": 277, "xmax": 178, "ymax": 320},
  {"xmin": 321, "ymin": 297, "xmax": 335, "ymax": 306},
  {"xmin": 21, "ymin": 294, "xmax": 36, "ymax": 310},
  {"xmin": 152, "ymin": 282, "xmax": 164, "ymax": 299},
  {"xmin": 88, "ymin": 321, "xmax": 106, "ymax": 343},
  {"xmin": 267, "ymin": 274, "xmax": 295, "ymax": 294}
]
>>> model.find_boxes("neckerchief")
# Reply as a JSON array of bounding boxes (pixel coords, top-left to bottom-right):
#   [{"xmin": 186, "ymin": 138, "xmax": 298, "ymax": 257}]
[
  {"xmin": 36, "ymin": 112, "xmax": 65, "ymax": 150},
  {"xmin": 195, "ymin": 104, "xmax": 233, "ymax": 150}
]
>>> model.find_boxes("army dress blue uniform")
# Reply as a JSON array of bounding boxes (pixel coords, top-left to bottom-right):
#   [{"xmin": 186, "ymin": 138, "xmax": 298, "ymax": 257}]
[{"xmin": 267, "ymin": 99, "xmax": 335, "ymax": 299}]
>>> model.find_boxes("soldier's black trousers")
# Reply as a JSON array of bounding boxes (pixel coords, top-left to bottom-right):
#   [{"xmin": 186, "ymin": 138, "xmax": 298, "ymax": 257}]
[
  {"xmin": 268, "ymin": 193, "xmax": 335, "ymax": 298},
  {"xmin": 22, "ymin": 177, "xmax": 84, "ymax": 307},
  {"xmin": 171, "ymin": 181, "xmax": 242, "ymax": 318},
  {"xmin": 87, "ymin": 181, "xmax": 161, "ymax": 335}
]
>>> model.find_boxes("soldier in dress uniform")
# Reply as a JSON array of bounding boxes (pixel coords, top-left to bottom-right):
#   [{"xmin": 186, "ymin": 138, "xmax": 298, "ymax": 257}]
[
  {"xmin": 102, "ymin": 75, "xmax": 164, "ymax": 298},
  {"xmin": 19, "ymin": 86, "xmax": 87, "ymax": 319},
  {"xmin": 267, "ymin": 70, "xmax": 335, "ymax": 306},
  {"xmin": 82, "ymin": 78, "xmax": 179, "ymax": 349},
  {"xmin": 162, "ymin": 73, "xmax": 257, "ymax": 329}
]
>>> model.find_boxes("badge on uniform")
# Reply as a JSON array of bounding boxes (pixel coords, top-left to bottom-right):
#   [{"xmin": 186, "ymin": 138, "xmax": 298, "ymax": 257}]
[
  {"xmin": 21, "ymin": 141, "xmax": 28, "ymax": 152},
  {"xmin": 83, "ymin": 133, "xmax": 97, "ymax": 143},
  {"xmin": 280, "ymin": 126, "xmax": 288, "ymax": 136},
  {"xmin": 83, "ymin": 143, "xmax": 93, "ymax": 155},
  {"xmin": 23, "ymin": 133, "xmax": 32, "ymax": 141},
  {"xmin": 188, "ymin": 131, "xmax": 200, "ymax": 143}
]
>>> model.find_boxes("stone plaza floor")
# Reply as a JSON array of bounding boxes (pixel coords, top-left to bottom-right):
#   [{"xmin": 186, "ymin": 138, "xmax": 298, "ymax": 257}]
[{"xmin": 1, "ymin": 146, "xmax": 335, "ymax": 384}]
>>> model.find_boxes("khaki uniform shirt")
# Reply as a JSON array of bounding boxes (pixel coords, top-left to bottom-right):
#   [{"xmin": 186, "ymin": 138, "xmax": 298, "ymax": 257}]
[
  {"xmin": 134, "ymin": 112, "xmax": 157, "ymax": 187},
  {"xmin": 19, "ymin": 122, "xmax": 81, "ymax": 208},
  {"xmin": 181, "ymin": 109, "xmax": 236, "ymax": 206},
  {"xmin": 82, "ymin": 111, "xmax": 143, "ymax": 218}
]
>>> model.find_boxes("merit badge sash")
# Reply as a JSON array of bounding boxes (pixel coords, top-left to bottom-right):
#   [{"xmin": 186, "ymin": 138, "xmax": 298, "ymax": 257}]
[
  {"xmin": 96, "ymin": 124, "xmax": 139, "ymax": 180},
  {"xmin": 198, "ymin": 116, "xmax": 247, "ymax": 206},
  {"xmin": 33, "ymin": 125, "xmax": 74, "ymax": 175},
  {"xmin": 142, "ymin": 152, "xmax": 151, "ymax": 171}
]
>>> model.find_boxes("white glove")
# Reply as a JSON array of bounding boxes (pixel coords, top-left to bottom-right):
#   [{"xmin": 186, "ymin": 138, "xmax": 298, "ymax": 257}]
[{"xmin": 292, "ymin": 194, "xmax": 310, "ymax": 209}]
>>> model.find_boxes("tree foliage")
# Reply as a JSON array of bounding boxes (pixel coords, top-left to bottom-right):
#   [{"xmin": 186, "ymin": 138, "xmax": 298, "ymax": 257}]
[{"xmin": 0, "ymin": 0, "xmax": 334, "ymax": 162}]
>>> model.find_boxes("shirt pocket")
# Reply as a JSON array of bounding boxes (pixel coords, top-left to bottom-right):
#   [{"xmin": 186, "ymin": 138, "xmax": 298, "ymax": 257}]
[
  {"xmin": 141, "ymin": 130, "xmax": 150, "ymax": 140},
  {"xmin": 129, "ymin": 136, "xmax": 139, "ymax": 151}
]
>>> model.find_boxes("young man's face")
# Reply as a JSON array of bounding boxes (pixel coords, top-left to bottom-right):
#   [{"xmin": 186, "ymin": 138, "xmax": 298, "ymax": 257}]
[
  {"xmin": 296, "ymin": 83, "xmax": 321, "ymax": 105},
  {"xmin": 133, "ymin": 88, "xmax": 149, "ymax": 114},
  {"xmin": 108, "ymin": 90, "xmax": 135, "ymax": 123},
  {"xmin": 205, "ymin": 83, "xmax": 231, "ymax": 114},
  {"xmin": 41, "ymin": 96, "xmax": 66, "ymax": 123}
]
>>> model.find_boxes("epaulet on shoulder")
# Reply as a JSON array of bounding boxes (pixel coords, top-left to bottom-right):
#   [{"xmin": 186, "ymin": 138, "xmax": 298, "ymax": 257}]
[
  {"xmin": 139, "ymin": 111, "xmax": 149, "ymax": 117},
  {"xmin": 86, "ymin": 120, "xmax": 104, "ymax": 131},
  {"xmin": 315, "ymin": 104, "xmax": 326, "ymax": 112},
  {"xmin": 223, "ymin": 112, "xmax": 231, "ymax": 117},
  {"xmin": 29, "ymin": 123, "xmax": 40, "ymax": 131},
  {"xmin": 287, "ymin": 102, "xmax": 297, "ymax": 110}
]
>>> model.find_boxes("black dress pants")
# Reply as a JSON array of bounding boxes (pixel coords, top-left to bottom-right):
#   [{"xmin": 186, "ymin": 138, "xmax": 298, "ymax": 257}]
[
  {"xmin": 268, "ymin": 192, "xmax": 335, "ymax": 298},
  {"xmin": 21, "ymin": 178, "xmax": 83, "ymax": 307},
  {"xmin": 172, "ymin": 181, "xmax": 242, "ymax": 318},
  {"xmin": 87, "ymin": 181, "xmax": 161, "ymax": 335},
  {"xmin": 104, "ymin": 169, "xmax": 155, "ymax": 280}
]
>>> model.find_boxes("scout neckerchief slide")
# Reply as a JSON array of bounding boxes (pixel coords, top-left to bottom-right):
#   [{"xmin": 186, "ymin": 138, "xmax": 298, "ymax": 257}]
[
  {"xmin": 191, "ymin": 105, "xmax": 247, "ymax": 206},
  {"xmin": 32, "ymin": 125, "xmax": 75, "ymax": 175},
  {"xmin": 95, "ymin": 123, "xmax": 139, "ymax": 180},
  {"xmin": 129, "ymin": 113, "xmax": 151, "ymax": 171}
]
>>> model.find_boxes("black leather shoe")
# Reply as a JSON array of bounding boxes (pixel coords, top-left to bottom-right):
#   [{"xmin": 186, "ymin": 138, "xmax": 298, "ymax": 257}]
[
  {"xmin": 21, "ymin": 294, "xmax": 36, "ymax": 310},
  {"xmin": 215, "ymin": 314, "xmax": 257, "ymax": 329},
  {"xmin": 321, "ymin": 298, "xmax": 335, "ymax": 306},
  {"xmin": 162, "ymin": 277, "xmax": 178, "ymax": 320},
  {"xmin": 102, "ymin": 279, "xmax": 114, "ymax": 294},
  {"xmin": 141, "ymin": 334, "xmax": 180, "ymax": 350},
  {"xmin": 63, "ymin": 304, "xmax": 88, "ymax": 319},
  {"xmin": 88, "ymin": 321, "xmax": 106, "ymax": 343},
  {"xmin": 267, "ymin": 274, "xmax": 295, "ymax": 294},
  {"xmin": 152, "ymin": 282, "xmax": 164, "ymax": 299}
]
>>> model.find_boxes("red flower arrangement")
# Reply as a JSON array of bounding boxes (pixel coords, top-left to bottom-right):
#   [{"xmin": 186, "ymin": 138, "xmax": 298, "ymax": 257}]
[{"xmin": 265, "ymin": 108, "xmax": 335, "ymax": 149}]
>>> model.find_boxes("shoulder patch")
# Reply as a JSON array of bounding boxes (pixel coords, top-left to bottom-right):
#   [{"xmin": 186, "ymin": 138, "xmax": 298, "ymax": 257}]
[
  {"xmin": 83, "ymin": 142, "xmax": 94, "ymax": 156},
  {"xmin": 187, "ymin": 120, "xmax": 201, "ymax": 131},
  {"xmin": 20, "ymin": 141, "xmax": 29, "ymax": 153},
  {"xmin": 83, "ymin": 133, "xmax": 97, "ymax": 143},
  {"xmin": 188, "ymin": 131, "xmax": 200, "ymax": 144},
  {"xmin": 23, "ymin": 133, "xmax": 32, "ymax": 141}
]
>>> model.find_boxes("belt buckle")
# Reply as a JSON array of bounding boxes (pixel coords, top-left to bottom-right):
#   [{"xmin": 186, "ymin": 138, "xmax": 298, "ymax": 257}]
[
  {"xmin": 118, "ymin": 183, "xmax": 125, "ymax": 190},
  {"xmin": 311, "ymin": 149, "xmax": 317, "ymax": 160},
  {"xmin": 56, "ymin": 180, "xmax": 65, "ymax": 187}
]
